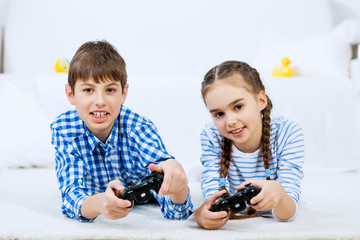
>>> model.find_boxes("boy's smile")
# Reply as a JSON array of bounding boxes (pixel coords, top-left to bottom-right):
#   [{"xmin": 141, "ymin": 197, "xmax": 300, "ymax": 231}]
[
  {"xmin": 91, "ymin": 110, "xmax": 109, "ymax": 122},
  {"xmin": 204, "ymin": 76, "xmax": 267, "ymax": 153},
  {"xmin": 66, "ymin": 78, "xmax": 128, "ymax": 142}
]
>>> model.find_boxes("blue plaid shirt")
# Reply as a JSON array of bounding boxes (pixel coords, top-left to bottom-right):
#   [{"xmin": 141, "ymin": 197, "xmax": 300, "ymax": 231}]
[{"xmin": 51, "ymin": 105, "xmax": 193, "ymax": 222}]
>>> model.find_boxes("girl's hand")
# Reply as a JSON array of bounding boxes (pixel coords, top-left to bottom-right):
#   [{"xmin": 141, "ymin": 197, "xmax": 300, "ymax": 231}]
[
  {"xmin": 236, "ymin": 180, "xmax": 296, "ymax": 220},
  {"xmin": 149, "ymin": 159, "xmax": 189, "ymax": 204},
  {"xmin": 237, "ymin": 180, "xmax": 284, "ymax": 211},
  {"xmin": 194, "ymin": 190, "xmax": 230, "ymax": 230}
]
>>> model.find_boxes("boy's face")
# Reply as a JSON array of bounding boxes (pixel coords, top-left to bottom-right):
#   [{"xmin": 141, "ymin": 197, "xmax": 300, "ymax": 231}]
[{"xmin": 65, "ymin": 78, "xmax": 128, "ymax": 142}]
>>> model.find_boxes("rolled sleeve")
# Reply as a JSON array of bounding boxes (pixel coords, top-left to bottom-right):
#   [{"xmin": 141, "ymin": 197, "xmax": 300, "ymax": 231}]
[
  {"xmin": 153, "ymin": 188, "xmax": 194, "ymax": 220},
  {"xmin": 52, "ymin": 127, "xmax": 93, "ymax": 222},
  {"xmin": 200, "ymin": 124, "xmax": 223, "ymax": 200}
]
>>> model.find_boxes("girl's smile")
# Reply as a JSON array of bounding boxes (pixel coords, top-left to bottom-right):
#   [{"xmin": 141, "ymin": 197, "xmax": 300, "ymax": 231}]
[{"xmin": 229, "ymin": 127, "xmax": 245, "ymax": 137}]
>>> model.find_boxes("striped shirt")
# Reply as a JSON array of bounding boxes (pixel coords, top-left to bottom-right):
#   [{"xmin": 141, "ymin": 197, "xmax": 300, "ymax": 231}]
[
  {"xmin": 51, "ymin": 105, "xmax": 193, "ymax": 222},
  {"xmin": 200, "ymin": 116, "xmax": 304, "ymax": 210}
]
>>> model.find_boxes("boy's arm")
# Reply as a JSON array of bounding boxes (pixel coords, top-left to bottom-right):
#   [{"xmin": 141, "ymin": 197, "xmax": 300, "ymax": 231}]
[
  {"xmin": 149, "ymin": 160, "xmax": 194, "ymax": 220},
  {"xmin": 52, "ymin": 132, "xmax": 93, "ymax": 222},
  {"xmin": 80, "ymin": 180, "xmax": 133, "ymax": 220},
  {"xmin": 55, "ymin": 139, "xmax": 133, "ymax": 221},
  {"xmin": 129, "ymin": 122, "xmax": 193, "ymax": 219},
  {"xmin": 149, "ymin": 160, "xmax": 188, "ymax": 204}
]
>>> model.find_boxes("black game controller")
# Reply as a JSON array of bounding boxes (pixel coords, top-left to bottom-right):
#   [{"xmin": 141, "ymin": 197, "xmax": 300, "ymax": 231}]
[
  {"xmin": 210, "ymin": 183, "xmax": 261, "ymax": 213},
  {"xmin": 116, "ymin": 172, "xmax": 164, "ymax": 204}
]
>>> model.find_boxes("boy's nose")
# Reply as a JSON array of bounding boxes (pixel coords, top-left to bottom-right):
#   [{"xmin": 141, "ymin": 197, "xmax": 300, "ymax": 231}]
[{"xmin": 94, "ymin": 92, "xmax": 105, "ymax": 106}]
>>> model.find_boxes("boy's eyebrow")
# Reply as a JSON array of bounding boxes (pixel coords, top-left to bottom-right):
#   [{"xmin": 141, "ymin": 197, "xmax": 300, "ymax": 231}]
[
  {"xmin": 79, "ymin": 82, "xmax": 120, "ymax": 87},
  {"xmin": 209, "ymin": 98, "xmax": 244, "ymax": 113},
  {"xmin": 105, "ymin": 82, "xmax": 120, "ymax": 87}
]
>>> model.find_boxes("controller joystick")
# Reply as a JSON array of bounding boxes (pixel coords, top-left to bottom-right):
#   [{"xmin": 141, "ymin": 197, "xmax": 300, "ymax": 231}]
[
  {"xmin": 116, "ymin": 172, "xmax": 164, "ymax": 204},
  {"xmin": 210, "ymin": 183, "xmax": 261, "ymax": 213}
]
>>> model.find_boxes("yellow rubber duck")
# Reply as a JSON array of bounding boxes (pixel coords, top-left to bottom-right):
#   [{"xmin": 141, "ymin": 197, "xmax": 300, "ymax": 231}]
[{"xmin": 272, "ymin": 57, "xmax": 293, "ymax": 77}]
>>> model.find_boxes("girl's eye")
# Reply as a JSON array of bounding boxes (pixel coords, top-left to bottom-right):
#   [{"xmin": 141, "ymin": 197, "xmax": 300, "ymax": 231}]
[
  {"xmin": 214, "ymin": 112, "xmax": 224, "ymax": 118},
  {"xmin": 234, "ymin": 104, "xmax": 242, "ymax": 110}
]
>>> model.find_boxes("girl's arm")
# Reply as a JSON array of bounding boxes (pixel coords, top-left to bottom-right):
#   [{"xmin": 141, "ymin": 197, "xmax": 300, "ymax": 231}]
[{"xmin": 238, "ymin": 180, "xmax": 296, "ymax": 220}]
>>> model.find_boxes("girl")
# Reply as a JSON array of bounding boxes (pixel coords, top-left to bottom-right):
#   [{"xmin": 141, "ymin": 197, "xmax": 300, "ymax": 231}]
[{"xmin": 194, "ymin": 61, "xmax": 304, "ymax": 230}]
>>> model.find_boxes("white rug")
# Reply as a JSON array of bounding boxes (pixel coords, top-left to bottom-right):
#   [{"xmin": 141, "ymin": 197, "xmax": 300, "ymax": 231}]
[{"xmin": 0, "ymin": 164, "xmax": 359, "ymax": 240}]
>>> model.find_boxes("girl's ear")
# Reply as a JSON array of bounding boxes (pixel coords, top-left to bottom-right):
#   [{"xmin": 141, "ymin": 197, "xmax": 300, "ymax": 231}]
[
  {"xmin": 258, "ymin": 90, "xmax": 267, "ymax": 111},
  {"xmin": 65, "ymin": 84, "xmax": 75, "ymax": 105}
]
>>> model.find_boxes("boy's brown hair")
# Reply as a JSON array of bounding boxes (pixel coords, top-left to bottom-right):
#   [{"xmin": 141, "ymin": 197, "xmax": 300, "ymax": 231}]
[{"xmin": 68, "ymin": 40, "xmax": 127, "ymax": 93}]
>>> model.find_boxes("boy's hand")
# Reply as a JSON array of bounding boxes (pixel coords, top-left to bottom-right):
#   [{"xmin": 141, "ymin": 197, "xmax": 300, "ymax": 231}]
[
  {"xmin": 101, "ymin": 180, "xmax": 133, "ymax": 219},
  {"xmin": 148, "ymin": 159, "xmax": 189, "ymax": 204},
  {"xmin": 194, "ymin": 190, "xmax": 229, "ymax": 230},
  {"xmin": 81, "ymin": 180, "xmax": 133, "ymax": 220}
]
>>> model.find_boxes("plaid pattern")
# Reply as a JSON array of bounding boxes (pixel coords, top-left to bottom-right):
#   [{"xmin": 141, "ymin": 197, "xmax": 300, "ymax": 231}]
[{"xmin": 51, "ymin": 105, "xmax": 193, "ymax": 222}]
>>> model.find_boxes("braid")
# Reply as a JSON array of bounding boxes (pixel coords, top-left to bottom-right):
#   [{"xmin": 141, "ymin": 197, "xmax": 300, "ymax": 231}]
[
  {"xmin": 261, "ymin": 96, "xmax": 273, "ymax": 180},
  {"xmin": 220, "ymin": 137, "xmax": 232, "ymax": 190},
  {"xmin": 201, "ymin": 60, "xmax": 273, "ymax": 219}
]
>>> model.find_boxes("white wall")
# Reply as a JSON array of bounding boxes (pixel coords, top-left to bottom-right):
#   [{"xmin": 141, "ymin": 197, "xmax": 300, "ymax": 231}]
[
  {"xmin": 333, "ymin": 0, "xmax": 360, "ymax": 24},
  {"xmin": 0, "ymin": 0, "xmax": 335, "ymax": 77},
  {"xmin": 0, "ymin": 0, "xmax": 359, "ymax": 75}
]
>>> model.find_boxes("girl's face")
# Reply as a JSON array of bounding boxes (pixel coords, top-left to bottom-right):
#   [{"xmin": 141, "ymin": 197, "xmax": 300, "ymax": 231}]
[{"xmin": 204, "ymin": 75, "xmax": 267, "ymax": 153}]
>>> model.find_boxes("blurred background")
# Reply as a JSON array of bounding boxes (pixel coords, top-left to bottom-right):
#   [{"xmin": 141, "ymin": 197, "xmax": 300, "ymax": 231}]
[{"xmin": 0, "ymin": 0, "xmax": 359, "ymax": 171}]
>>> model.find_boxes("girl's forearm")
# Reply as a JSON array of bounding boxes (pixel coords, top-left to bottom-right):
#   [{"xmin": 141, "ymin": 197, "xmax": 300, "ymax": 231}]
[{"xmin": 272, "ymin": 193, "xmax": 296, "ymax": 220}]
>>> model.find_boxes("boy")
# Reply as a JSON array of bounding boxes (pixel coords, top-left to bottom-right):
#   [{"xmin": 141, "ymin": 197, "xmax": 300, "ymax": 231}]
[{"xmin": 51, "ymin": 40, "xmax": 193, "ymax": 222}]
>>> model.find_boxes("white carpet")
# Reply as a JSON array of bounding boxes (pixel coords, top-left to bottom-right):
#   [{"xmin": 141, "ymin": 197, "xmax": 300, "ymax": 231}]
[{"xmin": 0, "ymin": 164, "xmax": 360, "ymax": 240}]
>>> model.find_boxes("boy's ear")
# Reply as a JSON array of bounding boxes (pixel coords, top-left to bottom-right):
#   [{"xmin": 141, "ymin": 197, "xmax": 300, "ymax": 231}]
[
  {"xmin": 65, "ymin": 84, "xmax": 76, "ymax": 105},
  {"xmin": 120, "ymin": 83, "xmax": 129, "ymax": 104},
  {"xmin": 258, "ymin": 90, "xmax": 267, "ymax": 111}
]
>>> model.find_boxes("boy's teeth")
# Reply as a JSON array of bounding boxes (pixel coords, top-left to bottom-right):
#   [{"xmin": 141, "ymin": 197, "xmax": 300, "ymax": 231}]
[{"xmin": 93, "ymin": 112, "xmax": 107, "ymax": 117}]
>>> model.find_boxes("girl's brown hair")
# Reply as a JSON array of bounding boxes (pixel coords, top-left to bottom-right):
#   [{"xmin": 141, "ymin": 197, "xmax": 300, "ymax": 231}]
[
  {"xmin": 202, "ymin": 61, "xmax": 272, "ymax": 218},
  {"xmin": 202, "ymin": 60, "xmax": 273, "ymax": 185}
]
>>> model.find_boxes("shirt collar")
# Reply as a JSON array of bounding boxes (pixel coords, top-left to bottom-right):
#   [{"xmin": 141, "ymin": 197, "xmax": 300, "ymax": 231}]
[{"xmin": 84, "ymin": 116, "xmax": 120, "ymax": 154}]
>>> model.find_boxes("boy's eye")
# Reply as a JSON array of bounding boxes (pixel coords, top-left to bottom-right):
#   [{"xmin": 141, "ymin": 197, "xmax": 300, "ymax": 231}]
[
  {"xmin": 84, "ymin": 88, "xmax": 93, "ymax": 93},
  {"xmin": 106, "ymin": 88, "xmax": 116, "ymax": 93}
]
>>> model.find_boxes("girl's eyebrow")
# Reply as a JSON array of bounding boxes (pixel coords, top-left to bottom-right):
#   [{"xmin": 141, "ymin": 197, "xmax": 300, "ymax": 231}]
[{"xmin": 209, "ymin": 98, "xmax": 244, "ymax": 113}]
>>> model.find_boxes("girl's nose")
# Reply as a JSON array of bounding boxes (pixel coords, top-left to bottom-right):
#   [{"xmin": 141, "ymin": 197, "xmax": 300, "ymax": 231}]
[{"xmin": 226, "ymin": 112, "xmax": 238, "ymax": 126}]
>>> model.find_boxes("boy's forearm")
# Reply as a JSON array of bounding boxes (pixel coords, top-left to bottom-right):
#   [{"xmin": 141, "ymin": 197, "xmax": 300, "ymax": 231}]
[
  {"xmin": 170, "ymin": 186, "xmax": 189, "ymax": 204},
  {"xmin": 80, "ymin": 193, "xmax": 104, "ymax": 220},
  {"xmin": 272, "ymin": 193, "xmax": 296, "ymax": 220}
]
